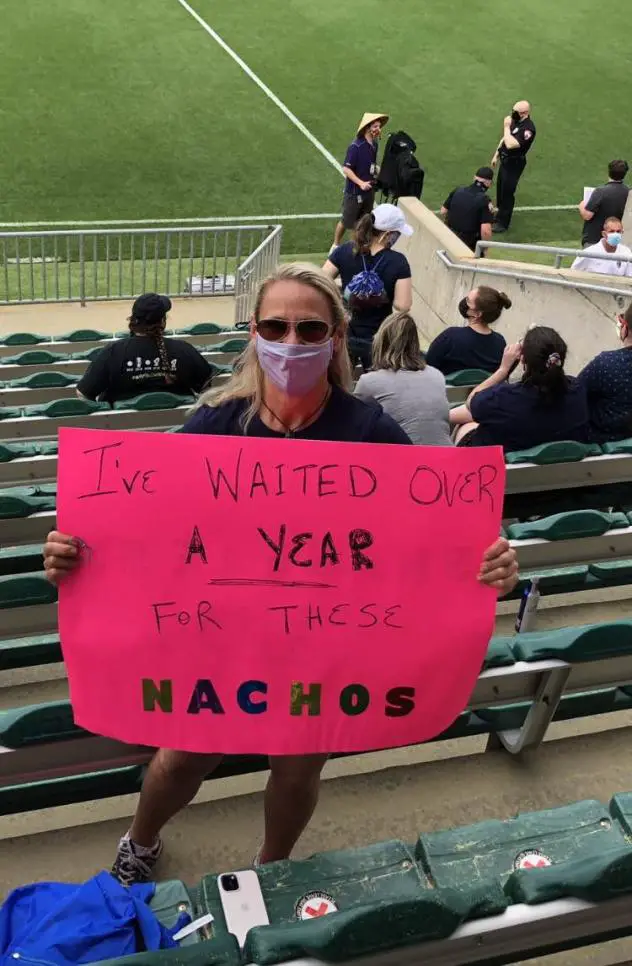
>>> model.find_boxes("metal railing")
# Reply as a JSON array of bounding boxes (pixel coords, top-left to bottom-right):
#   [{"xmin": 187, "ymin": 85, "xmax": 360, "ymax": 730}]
[
  {"xmin": 437, "ymin": 250, "xmax": 632, "ymax": 300},
  {"xmin": 234, "ymin": 224, "xmax": 283, "ymax": 326},
  {"xmin": 475, "ymin": 239, "xmax": 632, "ymax": 270},
  {"xmin": 0, "ymin": 224, "xmax": 283, "ymax": 321}
]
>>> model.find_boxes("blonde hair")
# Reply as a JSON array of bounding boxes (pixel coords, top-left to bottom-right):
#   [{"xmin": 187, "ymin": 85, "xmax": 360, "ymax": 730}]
[
  {"xmin": 371, "ymin": 312, "xmax": 426, "ymax": 372},
  {"xmin": 193, "ymin": 262, "xmax": 353, "ymax": 429}
]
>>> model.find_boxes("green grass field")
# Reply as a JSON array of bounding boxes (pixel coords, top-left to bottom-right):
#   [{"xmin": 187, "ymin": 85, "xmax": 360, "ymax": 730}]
[{"xmin": 1, "ymin": 0, "xmax": 631, "ymax": 255}]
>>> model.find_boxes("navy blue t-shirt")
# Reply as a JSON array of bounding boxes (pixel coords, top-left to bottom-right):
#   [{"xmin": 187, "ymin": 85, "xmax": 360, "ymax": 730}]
[
  {"xmin": 426, "ymin": 326, "xmax": 506, "ymax": 376},
  {"xmin": 343, "ymin": 138, "xmax": 377, "ymax": 196},
  {"xmin": 182, "ymin": 384, "xmax": 412, "ymax": 444},
  {"xmin": 577, "ymin": 348, "xmax": 632, "ymax": 441},
  {"xmin": 329, "ymin": 244, "xmax": 412, "ymax": 341},
  {"xmin": 468, "ymin": 378, "xmax": 589, "ymax": 452}
]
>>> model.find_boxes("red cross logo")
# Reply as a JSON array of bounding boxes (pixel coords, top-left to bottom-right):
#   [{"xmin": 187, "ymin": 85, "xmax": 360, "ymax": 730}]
[{"xmin": 304, "ymin": 902, "xmax": 330, "ymax": 918}]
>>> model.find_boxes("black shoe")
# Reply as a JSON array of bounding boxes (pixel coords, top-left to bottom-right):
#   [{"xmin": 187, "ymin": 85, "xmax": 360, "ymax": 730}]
[{"xmin": 492, "ymin": 223, "xmax": 507, "ymax": 234}]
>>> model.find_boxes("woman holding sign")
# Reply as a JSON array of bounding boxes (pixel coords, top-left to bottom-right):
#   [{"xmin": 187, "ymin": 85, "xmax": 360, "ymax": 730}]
[{"xmin": 44, "ymin": 262, "xmax": 519, "ymax": 886}]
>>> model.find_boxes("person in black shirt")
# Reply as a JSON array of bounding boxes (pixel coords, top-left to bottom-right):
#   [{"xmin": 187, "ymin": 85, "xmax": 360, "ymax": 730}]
[
  {"xmin": 426, "ymin": 287, "xmax": 510, "ymax": 376},
  {"xmin": 491, "ymin": 100, "xmax": 536, "ymax": 232},
  {"xmin": 43, "ymin": 262, "xmax": 519, "ymax": 886},
  {"xmin": 76, "ymin": 293, "xmax": 214, "ymax": 405},
  {"xmin": 323, "ymin": 203, "xmax": 413, "ymax": 370},
  {"xmin": 451, "ymin": 326, "xmax": 589, "ymax": 451},
  {"xmin": 441, "ymin": 167, "xmax": 494, "ymax": 253},
  {"xmin": 579, "ymin": 159, "xmax": 630, "ymax": 247}
]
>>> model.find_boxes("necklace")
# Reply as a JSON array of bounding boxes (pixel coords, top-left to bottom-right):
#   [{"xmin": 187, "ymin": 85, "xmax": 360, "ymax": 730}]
[{"xmin": 261, "ymin": 386, "xmax": 331, "ymax": 437}]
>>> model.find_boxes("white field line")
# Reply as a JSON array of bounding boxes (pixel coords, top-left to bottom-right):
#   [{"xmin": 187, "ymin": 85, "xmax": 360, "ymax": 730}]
[
  {"xmin": 0, "ymin": 205, "xmax": 578, "ymax": 229},
  {"xmin": 173, "ymin": 0, "xmax": 343, "ymax": 177}
]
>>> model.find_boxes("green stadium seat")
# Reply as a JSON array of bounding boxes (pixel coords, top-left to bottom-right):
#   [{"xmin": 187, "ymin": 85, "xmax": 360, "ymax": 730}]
[
  {"xmin": 175, "ymin": 323, "xmax": 223, "ymax": 335},
  {"xmin": 0, "ymin": 332, "xmax": 50, "ymax": 346},
  {"xmin": 212, "ymin": 338, "xmax": 248, "ymax": 353},
  {"xmin": 588, "ymin": 559, "xmax": 632, "ymax": 583},
  {"xmin": 511, "ymin": 620, "xmax": 632, "ymax": 663},
  {"xmin": 6, "ymin": 371, "xmax": 79, "ymax": 389},
  {"xmin": 507, "ymin": 509, "xmax": 628, "ymax": 541},
  {"xmin": 98, "ymin": 936, "xmax": 242, "ymax": 966},
  {"xmin": 0, "ymin": 485, "xmax": 57, "ymax": 519},
  {"xmin": 0, "ymin": 350, "xmax": 68, "ymax": 366},
  {"xmin": 59, "ymin": 329, "xmax": 111, "ymax": 342},
  {"xmin": 244, "ymin": 893, "xmax": 474, "ymax": 965},
  {"xmin": 0, "ymin": 633, "xmax": 61, "ymax": 670},
  {"xmin": 482, "ymin": 636, "xmax": 515, "ymax": 669},
  {"xmin": 416, "ymin": 799, "xmax": 628, "ymax": 901},
  {"xmin": 0, "ymin": 701, "xmax": 76, "ymax": 748},
  {"xmin": 22, "ymin": 398, "xmax": 107, "ymax": 417},
  {"xmin": 505, "ymin": 844, "xmax": 632, "ymax": 905},
  {"xmin": 505, "ymin": 441, "xmax": 603, "ymax": 465},
  {"xmin": 0, "ymin": 407, "xmax": 22, "ymax": 421},
  {"xmin": 0, "ymin": 766, "xmax": 144, "ymax": 817},
  {"xmin": 0, "ymin": 572, "xmax": 57, "ymax": 608},
  {"xmin": 0, "ymin": 441, "xmax": 58, "ymax": 462},
  {"xmin": 0, "ymin": 542, "xmax": 44, "ymax": 575},
  {"xmin": 601, "ymin": 438, "xmax": 632, "ymax": 455},
  {"xmin": 113, "ymin": 392, "xmax": 192, "ymax": 411},
  {"xmin": 444, "ymin": 368, "xmax": 490, "ymax": 387},
  {"xmin": 70, "ymin": 347, "xmax": 106, "ymax": 362},
  {"xmin": 516, "ymin": 565, "xmax": 590, "ymax": 594}
]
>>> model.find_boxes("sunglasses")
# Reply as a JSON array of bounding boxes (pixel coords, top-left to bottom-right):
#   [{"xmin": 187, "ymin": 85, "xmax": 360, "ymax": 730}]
[{"xmin": 255, "ymin": 318, "xmax": 332, "ymax": 344}]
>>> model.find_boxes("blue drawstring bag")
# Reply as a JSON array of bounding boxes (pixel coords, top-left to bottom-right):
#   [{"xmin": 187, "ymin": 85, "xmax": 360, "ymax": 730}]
[{"xmin": 343, "ymin": 254, "xmax": 388, "ymax": 310}]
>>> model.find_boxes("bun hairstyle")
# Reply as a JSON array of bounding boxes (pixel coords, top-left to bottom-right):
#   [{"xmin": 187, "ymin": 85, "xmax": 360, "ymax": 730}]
[
  {"xmin": 520, "ymin": 325, "xmax": 569, "ymax": 403},
  {"xmin": 474, "ymin": 287, "xmax": 512, "ymax": 325}
]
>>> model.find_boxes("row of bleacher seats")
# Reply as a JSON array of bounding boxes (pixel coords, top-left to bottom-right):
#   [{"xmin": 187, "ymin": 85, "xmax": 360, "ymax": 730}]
[
  {"xmin": 1, "ymin": 613, "xmax": 632, "ymax": 809},
  {"xmin": 87, "ymin": 791, "xmax": 632, "ymax": 966}
]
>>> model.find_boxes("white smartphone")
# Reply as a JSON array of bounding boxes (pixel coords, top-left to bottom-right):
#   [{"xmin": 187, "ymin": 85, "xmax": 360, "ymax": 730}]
[{"xmin": 217, "ymin": 870, "xmax": 270, "ymax": 947}]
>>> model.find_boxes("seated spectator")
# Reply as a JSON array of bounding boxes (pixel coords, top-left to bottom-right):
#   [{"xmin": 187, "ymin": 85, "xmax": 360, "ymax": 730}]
[
  {"xmin": 323, "ymin": 204, "xmax": 413, "ymax": 371},
  {"xmin": 425, "ymin": 288, "xmax": 510, "ymax": 376},
  {"xmin": 355, "ymin": 311, "xmax": 452, "ymax": 445},
  {"xmin": 571, "ymin": 217, "xmax": 632, "ymax": 277},
  {"xmin": 450, "ymin": 326, "xmax": 589, "ymax": 452},
  {"xmin": 76, "ymin": 293, "xmax": 214, "ymax": 405},
  {"xmin": 577, "ymin": 303, "xmax": 632, "ymax": 441}
]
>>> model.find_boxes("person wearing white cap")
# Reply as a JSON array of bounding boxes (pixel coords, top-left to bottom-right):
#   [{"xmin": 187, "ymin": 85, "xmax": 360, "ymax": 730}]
[
  {"xmin": 323, "ymin": 203, "xmax": 413, "ymax": 370},
  {"xmin": 331, "ymin": 112, "xmax": 389, "ymax": 250}
]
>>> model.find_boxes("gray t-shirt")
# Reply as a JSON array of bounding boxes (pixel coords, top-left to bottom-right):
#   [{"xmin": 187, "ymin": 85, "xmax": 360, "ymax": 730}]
[{"xmin": 354, "ymin": 367, "xmax": 452, "ymax": 446}]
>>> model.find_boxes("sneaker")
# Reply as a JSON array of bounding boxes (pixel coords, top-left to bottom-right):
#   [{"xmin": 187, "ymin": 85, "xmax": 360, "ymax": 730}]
[{"xmin": 112, "ymin": 831, "xmax": 163, "ymax": 886}]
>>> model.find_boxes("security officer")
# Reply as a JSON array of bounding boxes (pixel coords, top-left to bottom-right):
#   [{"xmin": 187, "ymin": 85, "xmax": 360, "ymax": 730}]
[
  {"xmin": 491, "ymin": 100, "xmax": 536, "ymax": 232},
  {"xmin": 441, "ymin": 167, "xmax": 494, "ymax": 253}
]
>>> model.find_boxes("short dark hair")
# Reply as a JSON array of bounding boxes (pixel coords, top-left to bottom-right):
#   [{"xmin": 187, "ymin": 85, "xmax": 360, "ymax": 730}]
[{"xmin": 609, "ymin": 159, "xmax": 629, "ymax": 181}]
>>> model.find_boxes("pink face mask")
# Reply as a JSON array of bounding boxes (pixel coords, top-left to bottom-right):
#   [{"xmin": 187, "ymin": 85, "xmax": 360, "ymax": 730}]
[{"xmin": 255, "ymin": 334, "xmax": 333, "ymax": 396}]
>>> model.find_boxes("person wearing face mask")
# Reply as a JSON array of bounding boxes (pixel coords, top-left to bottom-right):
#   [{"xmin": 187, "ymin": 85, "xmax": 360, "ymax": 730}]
[
  {"xmin": 491, "ymin": 100, "xmax": 536, "ymax": 233},
  {"xmin": 43, "ymin": 262, "xmax": 519, "ymax": 885},
  {"xmin": 571, "ymin": 217, "xmax": 632, "ymax": 277},
  {"xmin": 441, "ymin": 167, "xmax": 495, "ymax": 253},
  {"xmin": 578, "ymin": 160, "xmax": 629, "ymax": 248},
  {"xmin": 330, "ymin": 112, "xmax": 389, "ymax": 251},
  {"xmin": 425, "ymin": 287, "xmax": 510, "ymax": 376},
  {"xmin": 577, "ymin": 303, "xmax": 632, "ymax": 441},
  {"xmin": 323, "ymin": 203, "xmax": 413, "ymax": 370}
]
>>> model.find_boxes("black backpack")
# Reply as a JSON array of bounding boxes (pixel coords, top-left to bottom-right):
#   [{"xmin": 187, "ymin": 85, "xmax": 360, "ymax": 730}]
[{"xmin": 377, "ymin": 131, "xmax": 424, "ymax": 201}]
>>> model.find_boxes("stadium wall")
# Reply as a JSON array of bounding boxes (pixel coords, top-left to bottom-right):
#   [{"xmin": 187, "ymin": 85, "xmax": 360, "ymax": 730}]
[{"xmin": 397, "ymin": 199, "xmax": 632, "ymax": 374}]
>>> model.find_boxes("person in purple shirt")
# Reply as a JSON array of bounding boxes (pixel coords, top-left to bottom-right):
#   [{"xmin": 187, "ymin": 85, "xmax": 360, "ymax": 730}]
[{"xmin": 331, "ymin": 112, "xmax": 388, "ymax": 250}]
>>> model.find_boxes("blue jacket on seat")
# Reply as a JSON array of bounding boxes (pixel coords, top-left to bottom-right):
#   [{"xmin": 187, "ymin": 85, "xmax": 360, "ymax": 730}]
[{"xmin": 0, "ymin": 871, "xmax": 180, "ymax": 966}]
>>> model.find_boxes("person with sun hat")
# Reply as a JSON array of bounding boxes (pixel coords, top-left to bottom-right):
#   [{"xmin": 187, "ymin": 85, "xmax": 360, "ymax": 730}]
[{"xmin": 331, "ymin": 112, "xmax": 389, "ymax": 251}]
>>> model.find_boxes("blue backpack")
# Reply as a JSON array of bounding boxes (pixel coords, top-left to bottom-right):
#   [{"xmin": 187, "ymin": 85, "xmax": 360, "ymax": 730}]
[{"xmin": 343, "ymin": 254, "xmax": 388, "ymax": 310}]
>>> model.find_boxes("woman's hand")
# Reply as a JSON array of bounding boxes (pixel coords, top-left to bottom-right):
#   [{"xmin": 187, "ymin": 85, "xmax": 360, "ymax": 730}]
[
  {"xmin": 500, "ymin": 342, "xmax": 522, "ymax": 375},
  {"xmin": 43, "ymin": 531, "xmax": 80, "ymax": 585},
  {"xmin": 478, "ymin": 537, "xmax": 518, "ymax": 596}
]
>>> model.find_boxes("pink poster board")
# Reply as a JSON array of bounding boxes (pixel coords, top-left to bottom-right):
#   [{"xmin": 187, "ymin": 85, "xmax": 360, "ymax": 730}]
[{"xmin": 57, "ymin": 427, "xmax": 505, "ymax": 755}]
